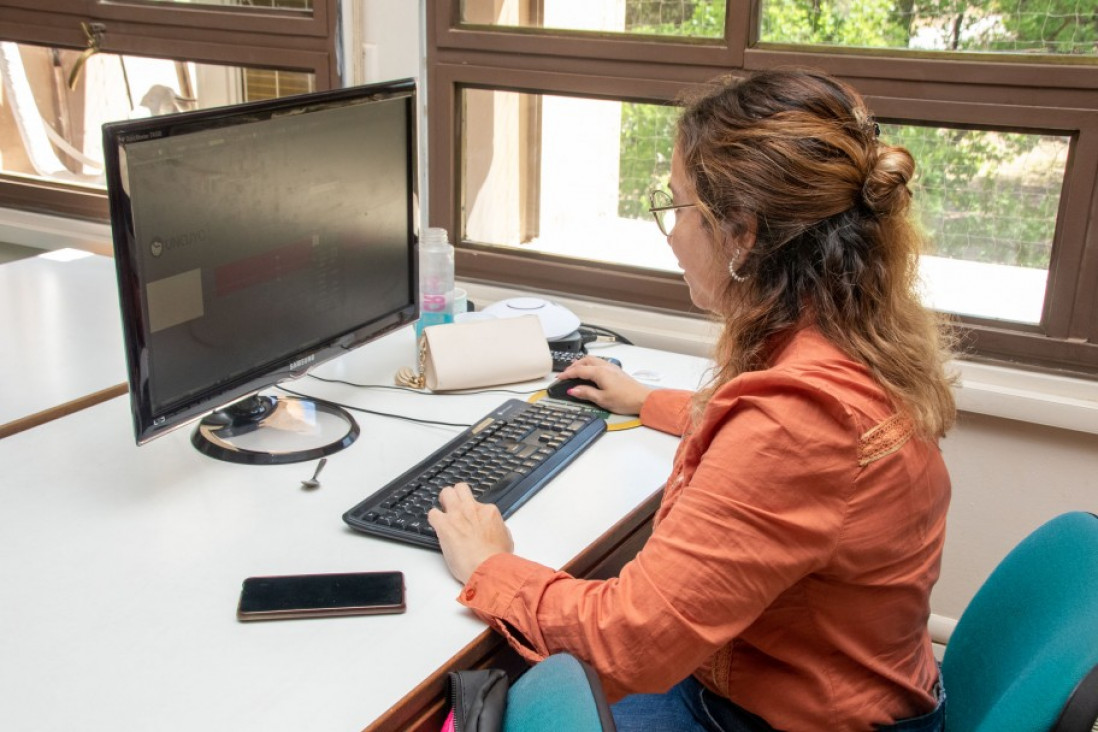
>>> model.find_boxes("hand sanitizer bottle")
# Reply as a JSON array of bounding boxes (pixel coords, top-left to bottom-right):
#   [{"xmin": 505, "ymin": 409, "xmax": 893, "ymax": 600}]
[{"xmin": 415, "ymin": 227, "xmax": 455, "ymax": 338}]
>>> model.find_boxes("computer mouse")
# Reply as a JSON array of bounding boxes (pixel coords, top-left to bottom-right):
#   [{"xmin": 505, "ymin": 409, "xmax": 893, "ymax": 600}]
[{"xmin": 547, "ymin": 377, "xmax": 600, "ymax": 406}]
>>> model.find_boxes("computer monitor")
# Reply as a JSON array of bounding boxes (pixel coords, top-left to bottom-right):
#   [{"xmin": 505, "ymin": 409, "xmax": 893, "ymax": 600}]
[{"xmin": 103, "ymin": 79, "xmax": 419, "ymax": 465}]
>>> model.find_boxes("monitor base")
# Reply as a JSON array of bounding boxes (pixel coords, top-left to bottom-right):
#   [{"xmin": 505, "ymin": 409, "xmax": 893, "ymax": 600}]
[{"xmin": 192, "ymin": 394, "xmax": 359, "ymax": 465}]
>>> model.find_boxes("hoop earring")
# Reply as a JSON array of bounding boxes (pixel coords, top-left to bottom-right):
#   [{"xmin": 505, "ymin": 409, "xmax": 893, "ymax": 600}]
[{"xmin": 728, "ymin": 249, "xmax": 747, "ymax": 283}]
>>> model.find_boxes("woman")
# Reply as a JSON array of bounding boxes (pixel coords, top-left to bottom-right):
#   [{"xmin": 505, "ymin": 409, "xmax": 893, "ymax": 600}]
[{"xmin": 428, "ymin": 68, "xmax": 955, "ymax": 731}]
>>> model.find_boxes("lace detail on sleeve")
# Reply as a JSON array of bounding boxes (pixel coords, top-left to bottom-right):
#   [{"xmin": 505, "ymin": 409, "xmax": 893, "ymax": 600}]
[{"xmin": 858, "ymin": 413, "xmax": 914, "ymax": 466}]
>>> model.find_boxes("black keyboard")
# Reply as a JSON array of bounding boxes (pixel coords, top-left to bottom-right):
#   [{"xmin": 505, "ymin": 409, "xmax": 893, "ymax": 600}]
[
  {"xmin": 552, "ymin": 351, "xmax": 622, "ymax": 372},
  {"xmin": 343, "ymin": 399, "xmax": 607, "ymax": 549}
]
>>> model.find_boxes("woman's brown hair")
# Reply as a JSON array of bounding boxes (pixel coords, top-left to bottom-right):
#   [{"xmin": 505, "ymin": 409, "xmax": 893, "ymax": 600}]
[{"xmin": 677, "ymin": 68, "xmax": 956, "ymax": 438}]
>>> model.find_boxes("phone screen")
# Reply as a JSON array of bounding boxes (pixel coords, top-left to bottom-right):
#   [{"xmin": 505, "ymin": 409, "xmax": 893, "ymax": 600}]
[{"xmin": 237, "ymin": 571, "xmax": 405, "ymax": 621}]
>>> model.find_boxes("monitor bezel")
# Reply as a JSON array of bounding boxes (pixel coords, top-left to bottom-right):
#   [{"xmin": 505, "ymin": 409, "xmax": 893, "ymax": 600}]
[{"xmin": 103, "ymin": 79, "xmax": 420, "ymax": 446}]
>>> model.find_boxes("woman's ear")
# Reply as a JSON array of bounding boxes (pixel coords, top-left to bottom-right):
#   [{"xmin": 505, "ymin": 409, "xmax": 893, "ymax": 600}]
[{"xmin": 720, "ymin": 214, "xmax": 757, "ymax": 259}]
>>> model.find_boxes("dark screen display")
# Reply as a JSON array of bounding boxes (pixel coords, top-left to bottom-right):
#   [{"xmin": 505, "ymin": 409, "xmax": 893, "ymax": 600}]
[{"xmin": 105, "ymin": 82, "xmax": 418, "ymax": 442}]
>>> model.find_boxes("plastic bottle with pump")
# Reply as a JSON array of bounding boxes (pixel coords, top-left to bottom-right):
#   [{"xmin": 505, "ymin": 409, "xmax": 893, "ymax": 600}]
[{"xmin": 415, "ymin": 227, "xmax": 455, "ymax": 338}]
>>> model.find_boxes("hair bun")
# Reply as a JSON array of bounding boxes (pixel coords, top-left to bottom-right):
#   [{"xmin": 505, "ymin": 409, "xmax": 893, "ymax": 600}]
[{"xmin": 862, "ymin": 146, "xmax": 914, "ymax": 217}]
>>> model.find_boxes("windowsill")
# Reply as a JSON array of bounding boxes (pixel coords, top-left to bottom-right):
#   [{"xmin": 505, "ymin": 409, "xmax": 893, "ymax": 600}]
[
  {"xmin": 0, "ymin": 207, "xmax": 112, "ymax": 257},
  {"xmin": 951, "ymin": 360, "xmax": 1098, "ymax": 435},
  {"xmin": 1, "ymin": 206, "xmax": 1094, "ymax": 436}
]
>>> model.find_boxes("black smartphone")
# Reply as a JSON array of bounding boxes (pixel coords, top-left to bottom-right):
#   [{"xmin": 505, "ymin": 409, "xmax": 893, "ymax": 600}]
[{"xmin": 237, "ymin": 571, "xmax": 405, "ymax": 621}]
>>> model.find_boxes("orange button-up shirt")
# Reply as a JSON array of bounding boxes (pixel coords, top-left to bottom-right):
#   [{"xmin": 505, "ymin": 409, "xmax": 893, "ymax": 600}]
[{"xmin": 460, "ymin": 328, "xmax": 950, "ymax": 731}]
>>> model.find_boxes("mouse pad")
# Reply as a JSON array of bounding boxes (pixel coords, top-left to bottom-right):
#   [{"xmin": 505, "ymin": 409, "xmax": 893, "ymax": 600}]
[{"xmin": 527, "ymin": 391, "xmax": 643, "ymax": 431}]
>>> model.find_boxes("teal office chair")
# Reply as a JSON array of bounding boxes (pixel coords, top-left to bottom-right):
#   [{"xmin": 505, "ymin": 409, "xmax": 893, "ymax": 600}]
[
  {"xmin": 940, "ymin": 511, "xmax": 1098, "ymax": 731},
  {"xmin": 503, "ymin": 653, "xmax": 616, "ymax": 731}
]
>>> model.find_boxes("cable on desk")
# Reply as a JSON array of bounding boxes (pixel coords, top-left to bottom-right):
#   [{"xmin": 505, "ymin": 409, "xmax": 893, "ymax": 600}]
[
  {"xmin": 307, "ymin": 374, "xmax": 543, "ymax": 397},
  {"xmin": 275, "ymin": 386, "xmax": 473, "ymax": 428},
  {"xmin": 579, "ymin": 323, "xmax": 634, "ymax": 346},
  {"xmin": 281, "ymin": 384, "xmax": 631, "ymax": 436}
]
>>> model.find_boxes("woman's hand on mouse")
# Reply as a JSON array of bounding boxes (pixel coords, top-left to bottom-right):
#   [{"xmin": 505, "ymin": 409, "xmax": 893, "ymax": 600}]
[
  {"xmin": 557, "ymin": 356, "xmax": 654, "ymax": 415},
  {"xmin": 428, "ymin": 482, "xmax": 514, "ymax": 584}
]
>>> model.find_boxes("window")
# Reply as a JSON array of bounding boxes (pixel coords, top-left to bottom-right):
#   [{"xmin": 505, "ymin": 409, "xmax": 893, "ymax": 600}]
[
  {"xmin": 461, "ymin": 0, "xmax": 727, "ymax": 38},
  {"xmin": 428, "ymin": 0, "xmax": 1098, "ymax": 376},
  {"xmin": 0, "ymin": 0, "xmax": 337, "ymax": 220}
]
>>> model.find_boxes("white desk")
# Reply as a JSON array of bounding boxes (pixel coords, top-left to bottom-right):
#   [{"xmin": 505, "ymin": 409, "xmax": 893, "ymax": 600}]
[
  {"xmin": 0, "ymin": 326, "xmax": 710, "ymax": 732},
  {"xmin": 0, "ymin": 252, "xmax": 127, "ymax": 437}
]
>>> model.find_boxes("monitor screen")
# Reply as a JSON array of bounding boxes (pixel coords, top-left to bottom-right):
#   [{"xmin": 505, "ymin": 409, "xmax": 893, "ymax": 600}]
[{"xmin": 103, "ymin": 79, "xmax": 419, "ymax": 462}]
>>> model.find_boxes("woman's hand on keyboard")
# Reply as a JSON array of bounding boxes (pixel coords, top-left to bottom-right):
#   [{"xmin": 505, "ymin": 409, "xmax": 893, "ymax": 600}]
[
  {"xmin": 429, "ymin": 482, "xmax": 515, "ymax": 584},
  {"xmin": 557, "ymin": 355, "xmax": 653, "ymax": 415}
]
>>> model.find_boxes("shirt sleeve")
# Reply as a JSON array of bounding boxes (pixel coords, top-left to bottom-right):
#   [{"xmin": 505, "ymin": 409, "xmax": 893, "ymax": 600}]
[
  {"xmin": 639, "ymin": 388, "xmax": 693, "ymax": 436},
  {"xmin": 460, "ymin": 379, "xmax": 859, "ymax": 701}
]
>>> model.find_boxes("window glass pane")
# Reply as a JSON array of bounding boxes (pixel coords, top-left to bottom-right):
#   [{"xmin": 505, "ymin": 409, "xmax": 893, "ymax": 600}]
[
  {"xmin": 760, "ymin": 0, "xmax": 1098, "ymax": 56},
  {"xmin": 461, "ymin": 0, "xmax": 726, "ymax": 39},
  {"xmin": 0, "ymin": 42, "xmax": 315, "ymax": 191},
  {"xmin": 460, "ymin": 87, "xmax": 1070, "ymax": 325},
  {"xmin": 242, "ymin": 68, "xmax": 314, "ymax": 101},
  {"xmin": 887, "ymin": 123, "xmax": 1070, "ymax": 324},
  {"xmin": 462, "ymin": 88, "xmax": 679, "ymax": 272},
  {"xmin": 118, "ymin": 0, "xmax": 311, "ymax": 12}
]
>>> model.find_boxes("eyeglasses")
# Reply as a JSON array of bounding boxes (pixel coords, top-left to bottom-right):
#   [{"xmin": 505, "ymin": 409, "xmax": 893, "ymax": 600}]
[{"xmin": 648, "ymin": 190, "xmax": 696, "ymax": 237}]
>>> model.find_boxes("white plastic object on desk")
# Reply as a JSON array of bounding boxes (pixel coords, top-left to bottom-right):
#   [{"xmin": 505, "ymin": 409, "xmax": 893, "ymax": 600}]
[{"xmin": 481, "ymin": 297, "xmax": 581, "ymax": 340}]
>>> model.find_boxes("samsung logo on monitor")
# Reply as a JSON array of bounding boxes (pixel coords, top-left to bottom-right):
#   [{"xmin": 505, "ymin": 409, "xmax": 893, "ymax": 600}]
[
  {"xmin": 289, "ymin": 354, "xmax": 316, "ymax": 371},
  {"xmin": 150, "ymin": 229, "xmax": 209, "ymax": 257}
]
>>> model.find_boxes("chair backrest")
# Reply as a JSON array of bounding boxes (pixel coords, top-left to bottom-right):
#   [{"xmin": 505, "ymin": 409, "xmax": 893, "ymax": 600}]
[
  {"xmin": 503, "ymin": 653, "xmax": 616, "ymax": 732},
  {"xmin": 941, "ymin": 511, "xmax": 1098, "ymax": 731}
]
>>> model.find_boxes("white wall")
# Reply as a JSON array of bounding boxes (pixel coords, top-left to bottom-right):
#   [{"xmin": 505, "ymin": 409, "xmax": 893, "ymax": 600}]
[
  {"xmin": 342, "ymin": 0, "xmax": 421, "ymax": 85},
  {"xmin": 936, "ymin": 412, "xmax": 1098, "ymax": 619}
]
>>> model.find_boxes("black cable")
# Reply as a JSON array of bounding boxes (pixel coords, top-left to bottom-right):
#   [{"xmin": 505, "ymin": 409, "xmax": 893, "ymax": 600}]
[
  {"xmin": 276, "ymin": 385, "xmax": 472, "ymax": 428},
  {"xmin": 306, "ymin": 373, "xmax": 543, "ymax": 396},
  {"xmin": 579, "ymin": 323, "xmax": 634, "ymax": 346}
]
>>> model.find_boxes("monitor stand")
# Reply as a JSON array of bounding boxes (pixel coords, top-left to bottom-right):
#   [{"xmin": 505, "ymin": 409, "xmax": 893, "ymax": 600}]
[{"xmin": 191, "ymin": 394, "xmax": 359, "ymax": 465}]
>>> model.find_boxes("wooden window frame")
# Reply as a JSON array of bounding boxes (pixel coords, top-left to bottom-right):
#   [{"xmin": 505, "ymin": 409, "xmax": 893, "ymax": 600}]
[{"xmin": 427, "ymin": 0, "xmax": 1098, "ymax": 376}]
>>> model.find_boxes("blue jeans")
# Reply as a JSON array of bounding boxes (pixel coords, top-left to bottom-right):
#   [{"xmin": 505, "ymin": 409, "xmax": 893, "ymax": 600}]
[{"xmin": 611, "ymin": 676, "xmax": 946, "ymax": 732}]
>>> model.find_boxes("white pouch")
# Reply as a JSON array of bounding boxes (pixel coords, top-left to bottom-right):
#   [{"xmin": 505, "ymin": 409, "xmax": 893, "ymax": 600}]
[{"xmin": 399, "ymin": 315, "xmax": 552, "ymax": 391}]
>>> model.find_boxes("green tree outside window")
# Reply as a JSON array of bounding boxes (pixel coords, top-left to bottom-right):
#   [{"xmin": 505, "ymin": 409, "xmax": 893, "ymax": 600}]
[{"xmin": 618, "ymin": 0, "xmax": 1074, "ymax": 269}]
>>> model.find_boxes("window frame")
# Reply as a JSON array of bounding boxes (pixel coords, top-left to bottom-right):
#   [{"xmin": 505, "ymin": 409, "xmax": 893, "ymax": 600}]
[
  {"xmin": 427, "ymin": 0, "xmax": 1098, "ymax": 376},
  {"xmin": 3, "ymin": 0, "xmax": 333, "ymax": 39},
  {"xmin": 0, "ymin": 0, "xmax": 339, "ymax": 220}
]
